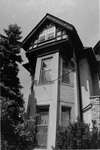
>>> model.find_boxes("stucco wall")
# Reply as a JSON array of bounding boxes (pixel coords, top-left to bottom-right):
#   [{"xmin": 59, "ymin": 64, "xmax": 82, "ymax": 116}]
[
  {"xmin": 60, "ymin": 84, "xmax": 74, "ymax": 103},
  {"xmin": 92, "ymin": 72, "xmax": 100, "ymax": 95},
  {"xmin": 83, "ymin": 109, "xmax": 92, "ymax": 125},
  {"xmin": 34, "ymin": 52, "xmax": 59, "ymax": 150},
  {"xmin": 60, "ymin": 84, "xmax": 75, "ymax": 121},
  {"xmin": 79, "ymin": 58, "xmax": 94, "ymax": 125},
  {"xmin": 80, "ymin": 58, "xmax": 93, "ymax": 108}
]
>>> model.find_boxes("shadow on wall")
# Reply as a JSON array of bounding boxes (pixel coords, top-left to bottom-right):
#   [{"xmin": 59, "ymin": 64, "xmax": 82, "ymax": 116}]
[
  {"xmin": 79, "ymin": 59, "xmax": 94, "ymax": 96},
  {"xmin": 27, "ymin": 90, "xmax": 37, "ymax": 119},
  {"xmin": 91, "ymin": 71, "xmax": 100, "ymax": 95}
]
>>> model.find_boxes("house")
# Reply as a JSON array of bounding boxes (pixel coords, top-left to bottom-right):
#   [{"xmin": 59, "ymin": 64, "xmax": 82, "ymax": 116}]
[{"xmin": 22, "ymin": 14, "xmax": 100, "ymax": 150}]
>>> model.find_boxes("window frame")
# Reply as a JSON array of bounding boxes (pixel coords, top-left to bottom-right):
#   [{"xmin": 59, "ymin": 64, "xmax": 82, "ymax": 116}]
[
  {"xmin": 38, "ymin": 26, "xmax": 56, "ymax": 43},
  {"xmin": 36, "ymin": 106, "xmax": 49, "ymax": 148},
  {"xmin": 62, "ymin": 59, "xmax": 71, "ymax": 84},
  {"xmin": 61, "ymin": 106, "xmax": 71, "ymax": 127},
  {"xmin": 39, "ymin": 56, "xmax": 53, "ymax": 85}
]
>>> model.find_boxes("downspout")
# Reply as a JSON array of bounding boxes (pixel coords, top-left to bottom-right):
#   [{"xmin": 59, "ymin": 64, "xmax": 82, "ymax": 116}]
[{"xmin": 74, "ymin": 50, "xmax": 83, "ymax": 122}]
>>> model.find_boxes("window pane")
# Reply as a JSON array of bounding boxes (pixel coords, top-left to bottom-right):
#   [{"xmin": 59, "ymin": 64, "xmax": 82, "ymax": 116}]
[
  {"xmin": 39, "ymin": 57, "xmax": 53, "ymax": 84},
  {"xmin": 37, "ymin": 111, "xmax": 49, "ymax": 125},
  {"xmin": 47, "ymin": 32, "xmax": 55, "ymax": 40},
  {"xmin": 46, "ymin": 26, "xmax": 55, "ymax": 40},
  {"xmin": 36, "ymin": 126, "xmax": 48, "ymax": 148},
  {"xmin": 61, "ymin": 106, "xmax": 70, "ymax": 127},
  {"xmin": 36, "ymin": 107, "xmax": 49, "ymax": 148},
  {"xmin": 62, "ymin": 61, "xmax": 70, "ymax": 84},
  {"xmin": 39, "ymin": 34, "xmax": 45, "ymax": 43}
]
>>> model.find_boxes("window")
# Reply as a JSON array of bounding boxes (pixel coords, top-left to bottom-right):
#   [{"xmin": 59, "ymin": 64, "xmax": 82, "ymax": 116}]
[
  {"xmin": 36, "ymin": 106, "xmax": 49, "ymax": 148},
  {"xmin": 39, "ymin": 33, "xmax": 45, "ymax": 43},
  {"xmin": 46, "ymin": 26, "xmax": 55, "ymax": 40},
  {"xmin": 38, "ymin": 26, "xmax": 55, "ymax": 43},
  {"xmin": 62, "ymin": 30, "xmax": 68, "ymax": 39},
  {"xmin": 61, "ymin": 106, "xmax": 70, "ymax": 127},
  {"xmin": 39, "ymin": 57, "xmax": 53, "ymax": 84},
  {"xmin": 62, "ymin": 60, "xmax": 70, "ymax": 84}
]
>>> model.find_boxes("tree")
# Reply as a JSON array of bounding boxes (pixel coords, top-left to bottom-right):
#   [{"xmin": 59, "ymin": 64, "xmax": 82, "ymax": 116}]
[
  {"xmin": 15, "ymin": 116, "xmax": 37, "ymax": 150},
  {"xmin": 0, "ymin": 24, "xmax": 24, "ymax": 149}
]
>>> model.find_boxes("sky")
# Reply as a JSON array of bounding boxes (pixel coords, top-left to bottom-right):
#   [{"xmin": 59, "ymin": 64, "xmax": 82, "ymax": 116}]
[{"xmin": 0, "ymin": 0, "xmax": 100, "ymax": 109}]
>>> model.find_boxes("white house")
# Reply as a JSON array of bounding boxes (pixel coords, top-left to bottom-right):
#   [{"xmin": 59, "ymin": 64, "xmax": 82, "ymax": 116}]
[{"xmin": 22, "ymin": 14, "xmax": 100, "ymax": 150}]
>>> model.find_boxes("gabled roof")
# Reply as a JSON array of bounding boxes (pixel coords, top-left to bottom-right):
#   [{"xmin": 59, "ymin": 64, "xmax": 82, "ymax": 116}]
[
  {"xmin": 22, "ymin": 13, "xmax": 83, "ymax": 50},
  {"xmin": 94, "ymin": 41, "xmax": 100, "ymax": 55}
]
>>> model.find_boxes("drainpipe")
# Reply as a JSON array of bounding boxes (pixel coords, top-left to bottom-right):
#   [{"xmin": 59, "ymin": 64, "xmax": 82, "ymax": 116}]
[{"xmin": 74, "ymin": 51, "xmax": 83, "ymax": 122}]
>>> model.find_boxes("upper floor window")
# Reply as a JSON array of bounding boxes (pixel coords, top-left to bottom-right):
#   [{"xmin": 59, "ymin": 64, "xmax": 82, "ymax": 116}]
[
  {"xmin": 62, "ymin": 59, "xmax": 74, "ymax": 85},
  {"xmin": 38, "ymin": 26, "xmax": 55, "ymax": 43},
  {"xmin": 39, "ymin": 57, "xmax": 53, "ymax": 84},
  {"xmin": 62, "ymin": 60, "xmax": 70, "ymax": 84}
]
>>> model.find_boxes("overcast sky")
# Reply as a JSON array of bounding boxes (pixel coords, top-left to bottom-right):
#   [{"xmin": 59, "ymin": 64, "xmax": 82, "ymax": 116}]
[{"xmin": 0, "ymin": 0, "xmax": 100, "ymax": 109}]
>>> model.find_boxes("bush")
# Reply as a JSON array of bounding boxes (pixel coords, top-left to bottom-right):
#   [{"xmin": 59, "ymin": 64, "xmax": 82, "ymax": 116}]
[
  {"xmin": 55, "ymin": 121, "xmax": 100, "ymax": 149},
  {"xmin": 15, "ymin": 116, "xmax": 37, "ymax": 150}
]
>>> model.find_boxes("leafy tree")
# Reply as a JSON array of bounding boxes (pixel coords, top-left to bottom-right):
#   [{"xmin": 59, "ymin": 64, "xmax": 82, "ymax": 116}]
[{"xmin": 0, "ymin": 24, "xmax": 24, "ymax": 149}]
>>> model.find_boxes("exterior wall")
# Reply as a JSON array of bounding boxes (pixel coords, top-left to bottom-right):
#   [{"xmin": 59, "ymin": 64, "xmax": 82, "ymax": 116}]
[
  {"xmin": 34, "ymin": 52, "xmax": 59, "ymax": 150},
  {"xmin": 33, "ymin": 52, "xmax": 78, "ymax": 149},
  {"xmin": 80, "ymin": 58, "xmax": 93, "ymax": 108},
  {"xmin": 59, "ymin": 56, "xmax": 76, "ymax": 122},
  {"xmin": 84, "ymin": 96, "xmax": 100, "ymax": 131},
  {"xmin": 60, "ymin": 85, "xmax": 74, "ymax": 104},
  {"xmin": 60, "ymin": 85, "xmax": 75, "ymax": 121},
  {"xmin": 92, "ymin": 72, "xmax": 100, "ymax": 96},
  {"xmin": 79, "ymin": 58, "xmax": 93, "ymax": 124},
  {"xmin": 83, "ymin": 109, "xmax": 92, "ymax": 126},
  {"xmin": 29, "ymin": 50, "xmax": 100, "ymax": 149},
  {"xmin": 91, "ymin": 96, "xmax": 100, "ymax": 131}
]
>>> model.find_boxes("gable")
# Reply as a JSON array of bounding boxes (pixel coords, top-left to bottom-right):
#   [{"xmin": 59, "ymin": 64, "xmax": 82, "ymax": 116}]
[
  {"xmin": 23, "ymin": 13, "xmax": 83, "ymax": 51},
  {"xmin": 94, "ymin": 41, "xmax": 100, "ymax": 55},
  {"xmin": 28, "ymin": 23, "xmax": 68, "ymax": 50}
]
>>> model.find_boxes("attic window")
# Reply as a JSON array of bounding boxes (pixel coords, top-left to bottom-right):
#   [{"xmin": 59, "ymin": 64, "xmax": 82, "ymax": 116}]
[
  {"xmin": 39, "ymin": 33, "xmax": 45, "ymax": 43},
  {"xmin": 38, "ymin": 26, "xmax": 55, "ymax": 43}
]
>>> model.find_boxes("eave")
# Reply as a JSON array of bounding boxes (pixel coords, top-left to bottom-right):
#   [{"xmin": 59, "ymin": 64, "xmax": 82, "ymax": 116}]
[
  {"xmin": 22, "ymin": 13, "xmax": 83, "ymax": 51},
  {"xmin": 26, "ymin": 38, "xmax": 69, "ymax": 56},
  {"xmin": 94, "ymin": 41, "xmax": 100, "ymax": 55}
]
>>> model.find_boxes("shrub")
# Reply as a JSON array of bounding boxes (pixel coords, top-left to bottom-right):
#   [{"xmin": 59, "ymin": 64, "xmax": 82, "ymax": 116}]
[
  {"xmin": 15, "ymin": 116, "xmax": 37, "ymax": 150},
  {"xmin": 55, "ymin": 121, "xmax": 100, "ymax": 149}
]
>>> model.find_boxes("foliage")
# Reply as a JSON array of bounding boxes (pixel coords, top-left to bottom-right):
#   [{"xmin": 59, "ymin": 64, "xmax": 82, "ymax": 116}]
[
  {"xmin": 0, "ymin": 24, "xmax": 24, "ymax": 149},
  {"xmin": 55, "ymin": 121, "xmax": 100, "ymax": 149},
  {"xmin": 15, "ymin": 116, "xmax": 37, "ymax": 150}
]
